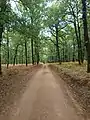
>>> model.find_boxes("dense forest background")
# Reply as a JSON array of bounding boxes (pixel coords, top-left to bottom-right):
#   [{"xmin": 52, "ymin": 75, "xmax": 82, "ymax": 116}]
[{"xmin": 0, "ymin": 0, "xmax": 90, "ymax": 73}]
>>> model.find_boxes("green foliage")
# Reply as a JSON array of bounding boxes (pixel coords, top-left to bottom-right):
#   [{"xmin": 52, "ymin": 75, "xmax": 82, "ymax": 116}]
[{"xmin": 0, "ymin": 0, "xmax": 89, "ymax": 68}]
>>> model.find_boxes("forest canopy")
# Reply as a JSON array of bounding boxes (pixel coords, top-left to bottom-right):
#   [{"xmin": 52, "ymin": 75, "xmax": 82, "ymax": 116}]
[{"xmin": 0, "ymin": 0, "xmax": 90, "ymax": 73}]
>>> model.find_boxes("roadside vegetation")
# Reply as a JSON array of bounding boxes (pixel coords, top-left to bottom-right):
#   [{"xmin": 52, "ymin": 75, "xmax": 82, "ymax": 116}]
[
  {"xmin": 0, "ymin": 0, "xmax": 90, "ymax": 118},
  {"xmin": 0, "ymin": 64, "xmax": 42, "ymax": 114},
  {"xmin": 49, "ymin": 62, "xmax": 90, "ymax": 118}
]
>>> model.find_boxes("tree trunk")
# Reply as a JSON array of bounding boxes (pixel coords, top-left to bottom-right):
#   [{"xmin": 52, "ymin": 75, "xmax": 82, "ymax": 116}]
[
  {"xmin": 65, "ymin": 41, "xmax": 68, "ymax": 62},
  {"xmin": 62, "ymin": 43, "xmax": 65, "ymax": 62},
  {"xmin": 25, "ymin": 39, "xmax": 27, "ymax": 66},
  {"xmin": 70, "ymin": 3, "xmax": 82, "ymax": 64},
  {"xmin": 37, "ymin": 43, "xmax": 40, "ymax": 65},
  {"xmin": 31, "ymin": 37, "xmax": 34, "ymax": 65},
  {"xmin": 76, "ymin": 0, "xmax": 83, "ymax": 64},
  {"xmin": 72, "ymin": 38, "xmax": 75, "ymax": 62},
  {"xmin": 22, "ymin": 46, "xmax": 23, "ymax": 64},
  {"xmin": 77, "ymin": 17, "xmax": 83, "ymax": 63},
  {"xmin": 73, "ymin": 18, "xmax": 81, "ymax": 65},
  {"xmin": 16, "ymin": 56, "xmax": 18, "ymax": 65},
  {"xmin": 37, "ymin": 52, "xmax": 39, "ymax": 65},
  {"xmin": 13, "ymin": 45, "xmax": 19, "ymax": 66},
  {"xmin": 7, "ymin": 29, "xmax": 9, "ymax": 69},
  {"xmin": 55, "ymin": 24, "xmax": 61, "ymax": 64},
  {"xmin": 0, "ymin": 1, "xmax": 6, "ymax": 74},
  {"xmin": 82, "ymin": 0, "xmax": 90, "ymax": 73},
  {"xmin": 0, "ymin": 25, "xmax": 3, "ymax": 74},
  {"xmin": 34, "ymin": 40, "xmax": 37, "ymax": 64},
  {"xmin": 35, "ymin": 39, "xmax": 40, "ymax": 65},
  {"xmin": 31, "ymin": 16, "xmax": 34, "ymax": 65}
]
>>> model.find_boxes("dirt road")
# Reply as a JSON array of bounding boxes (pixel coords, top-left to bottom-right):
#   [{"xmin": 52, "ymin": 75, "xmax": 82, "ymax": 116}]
[{"xmin": 1, "ymin": 66, "xmax": 84, "ymax": 120}]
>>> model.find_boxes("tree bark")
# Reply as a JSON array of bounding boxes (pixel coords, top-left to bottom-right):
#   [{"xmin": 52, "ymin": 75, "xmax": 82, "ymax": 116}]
[
  {"xmin": 55, "ymin": 24, "xmax": 61, "ymax": 64},
  {"xmin": 72, "ymin": 38, "xmax": 75, "ymax": 62},
  {"xmin": 31, "ymin": 37, "xmax": 34, "ymax": 65},
  {"xmin": 62, "ymin": 43, "xmax": 65, "ymax": 62},
  {"xmin": 73, "ymin": 17, "xmax": 81, "ymax": 65},
  {"xmin": 76, "ymin": 0, "xmax": 83, "ymax": 64},
  {"xmin": 37, "ymin": 51, "xmax": 39, "ymax": 65},
  {"xmin": 36, "ymin": 43, "xmax": 40, "ymax": 65},
  {"xmin": 70, "ymin": 4, "xmax": 82, "ymax": 65},
  {"xmin": 0, "ymin": 1, "xmax": 7, "ymax": 74},
  {"xmin": 13, "ymin": 45, "xmax": 19, "ymax": 66},
  {"xmin": 35, "ymin": 39, "xmax": 40, "ymax": 65},
  {"xmin": 25, "ymin": 39, "xmax": 27, "ymax": 66},
  {"xmin": 0, "ymin": 25, "xmax": 3, "ymax": 74},
  {"xmin": 31, "ymin": 16, "xmax": 34, "ymax": 65},
  {"xmin": 7, "ymin": 29, "xmax": 9, "ymax": 68},
  {"xmin": 82, "ymin": 0, "xmax": 90, "ymax": 73},
  {"xmin": 22, "ymin": 46, "xmax": 24, "ymax": 64},
  {"xmin": 77, "ymin": 17, "xmax": 83, "ymax": 63}
]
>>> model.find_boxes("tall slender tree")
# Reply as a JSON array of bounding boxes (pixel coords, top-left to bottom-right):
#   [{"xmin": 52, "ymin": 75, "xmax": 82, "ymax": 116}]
[
  {"xmin": 0, "ymin": 0, "xmax": 7, "ymax": 74},
  {"xmin": 82, "ymin": 0, "xmax": 90, "ymax": 72}
]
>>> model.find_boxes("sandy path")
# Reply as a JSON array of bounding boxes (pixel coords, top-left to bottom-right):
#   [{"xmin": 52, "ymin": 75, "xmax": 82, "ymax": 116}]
[{"xmin": 1, "ymin": 66, "xmax": 84, "ymax": 120}]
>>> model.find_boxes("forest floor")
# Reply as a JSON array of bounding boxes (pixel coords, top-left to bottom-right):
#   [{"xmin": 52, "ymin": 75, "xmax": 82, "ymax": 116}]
[
  {"xmin": 49, "ymin": 62, "xmax": 90, "ymax": 119},
  {"xmin": 0, "ymin": 64, "xmax": 42, "ymax": 119},
  {"xmin": 0, "ymin": 64, "xmax": 88, "ymax": 120}
]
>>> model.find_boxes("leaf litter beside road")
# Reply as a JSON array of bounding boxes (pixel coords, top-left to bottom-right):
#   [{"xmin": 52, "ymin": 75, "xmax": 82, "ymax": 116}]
[
  {"xmin": 49, "ymin": 62, "xmax": 90, "ymax": 119},
  {"xmin": 0, "ymin": 64, "xmax": 42, "ymax": 116}
]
